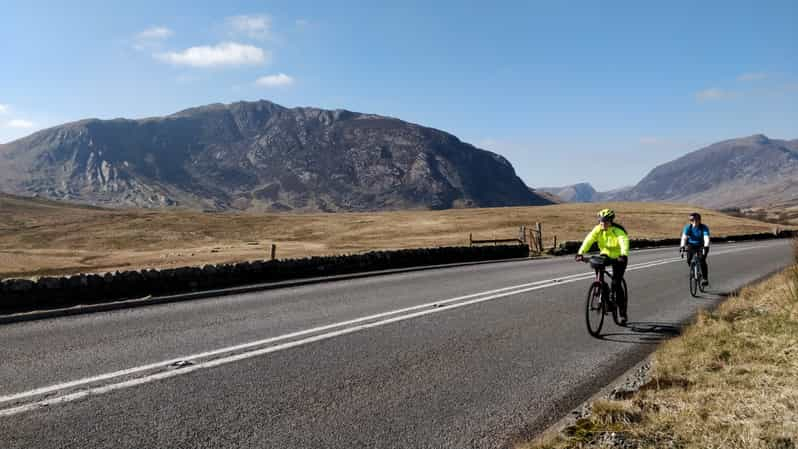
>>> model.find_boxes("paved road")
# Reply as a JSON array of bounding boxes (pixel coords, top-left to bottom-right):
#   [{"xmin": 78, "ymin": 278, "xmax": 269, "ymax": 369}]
[{"xmin": 0, "ymin": 240, "xmax": 793, "ymax": 448}]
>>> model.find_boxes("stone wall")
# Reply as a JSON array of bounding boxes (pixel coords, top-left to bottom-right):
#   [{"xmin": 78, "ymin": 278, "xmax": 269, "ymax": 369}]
[{"xmin": 0, "ymin": 244, "xmax": 530, "ymax": 313}]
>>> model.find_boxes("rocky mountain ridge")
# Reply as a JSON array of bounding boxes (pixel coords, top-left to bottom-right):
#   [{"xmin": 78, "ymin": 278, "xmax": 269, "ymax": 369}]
[{"xmin": 0, "ymin": 100, "xmax": 552, "ymax": 212}]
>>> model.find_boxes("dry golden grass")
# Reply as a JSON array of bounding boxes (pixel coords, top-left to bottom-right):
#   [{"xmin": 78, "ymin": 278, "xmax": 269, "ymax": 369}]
[
  {"xmin": 520, "ymin": 244, "xmax": 798, "ymax": 449},
  {"xmin": 738, "ymin": 203, "xmax": 798, "ymax": 226},
  {"xmin": 0, "ymin": 193, "xmax": 784, "ymax": 278}
]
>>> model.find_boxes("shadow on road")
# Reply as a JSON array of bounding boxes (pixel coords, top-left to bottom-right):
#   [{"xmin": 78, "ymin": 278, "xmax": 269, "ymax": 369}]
[{"xmin": 598, "ymin": 321, "xmax": 682, "ymax": 344}]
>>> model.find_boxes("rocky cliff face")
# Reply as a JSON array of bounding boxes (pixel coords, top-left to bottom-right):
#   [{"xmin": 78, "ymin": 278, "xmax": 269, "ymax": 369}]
[{"xmin": 0, "ymin": 100, "xmax": 552, "ymax": 211}]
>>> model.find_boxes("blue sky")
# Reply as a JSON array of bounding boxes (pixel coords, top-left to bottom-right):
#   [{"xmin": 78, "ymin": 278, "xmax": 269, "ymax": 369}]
[{"xmin": 2, "ymin": 0, "xmax": 796, "ymax": 190}]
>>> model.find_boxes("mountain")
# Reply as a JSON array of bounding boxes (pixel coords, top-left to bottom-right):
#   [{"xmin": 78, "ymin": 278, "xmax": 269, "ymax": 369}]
[
  {"xmin": 595, "ymin": 185, "xmax": 634, "ymax": 202},
  {"xmin": 528, "ymin": 188, "xmax": 564, "ymax": 204},
  {"xmin": 539, "ymin": 135, "xmax": 798, "ymax": 209},
  {"xmin": 618, "ymin": 134, "xmax": 798, "ymax": 208},
  {"xmin": 538, "ymin": 183, "xmax": 598, "ymax": 202},
  {"xmin": 0, "ymin": 100, "xmax": 552, "ymax": 212}
]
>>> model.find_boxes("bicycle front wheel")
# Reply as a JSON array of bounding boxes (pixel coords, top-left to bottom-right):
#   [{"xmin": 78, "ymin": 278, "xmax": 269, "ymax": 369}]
[
  {"xmin": 689, "ymin": 264, "xmax": 698, "ymax": 297},
  {"xmin": 585, "ymin": 283, "xmax": 605, "ymax": 337}
]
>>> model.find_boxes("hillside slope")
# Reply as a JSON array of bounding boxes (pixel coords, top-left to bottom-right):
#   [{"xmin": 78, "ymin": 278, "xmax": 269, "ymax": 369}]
[
  {"xmin": 0, "ymin": 193, "xmax": 780, "ymax": 278},
  {"xmin": 619, "ymin": 135, "xmax": 798, "ymax": 208}
]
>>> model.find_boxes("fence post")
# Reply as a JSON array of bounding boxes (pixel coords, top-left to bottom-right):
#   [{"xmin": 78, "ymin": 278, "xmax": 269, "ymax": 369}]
[
  {"xmin": 469, "ymin": 233, "xmax": 473, "ymax": 246},
  {"xmin": 535, "ymin": 222, "xmax": 543, "ymax": 254},
  {"xmin": 553, "ymin": 235, "xmax": 557, "ymax": 250},
  {"xmin": 270, "ymin": 244, "xmax": 277, "ymax": 261}
]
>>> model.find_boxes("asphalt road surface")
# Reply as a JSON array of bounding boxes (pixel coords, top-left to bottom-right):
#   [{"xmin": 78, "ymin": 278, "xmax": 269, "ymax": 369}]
[{"xmin": 0, "ymin": 240, "xmax": 793, "ymax": 449}]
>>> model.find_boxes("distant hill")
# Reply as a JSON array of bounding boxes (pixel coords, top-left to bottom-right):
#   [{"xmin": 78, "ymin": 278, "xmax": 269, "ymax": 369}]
[
  {"xmin": 539, "ymin": 183, "xmax": 599, "ymax": 202},
  {"xmin": 528, "ymin": 187, "xmax": 564, "ymax": 204},
  {"xmin": 0, "ymin": 100, "xmax": 552, "ymax": 212},
  {"xmin": 540, "ymin": 135, "xmax": 798, "ymax": 209},
  {"xmin": 618, "ymin": 135, "xmax": 798, "ymax": 208}
]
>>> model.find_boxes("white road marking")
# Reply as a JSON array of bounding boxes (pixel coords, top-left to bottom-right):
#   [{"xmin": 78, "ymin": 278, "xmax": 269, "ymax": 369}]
[{"xmin": 0, "ymin": 243, "xmax": 774, "ymax": 416}]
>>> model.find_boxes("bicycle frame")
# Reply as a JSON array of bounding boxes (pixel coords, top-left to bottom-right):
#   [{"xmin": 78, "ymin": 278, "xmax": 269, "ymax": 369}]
[
  {"xmin": 586, "ymin": 260, "xmax": 615, "ymax": 302},
  {"xmin": 682, "ymin": 246, "xmax": 706, "ymax": 296},
  {"xmin": 583, "ymin": 256, "xmax": 625, "ymax": 336}
]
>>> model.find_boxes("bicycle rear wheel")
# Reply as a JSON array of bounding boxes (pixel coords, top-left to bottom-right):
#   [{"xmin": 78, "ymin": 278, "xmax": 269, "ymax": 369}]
[{"xmin": 585, "ymin": 282, "xmax": 605, "ymax": 337}]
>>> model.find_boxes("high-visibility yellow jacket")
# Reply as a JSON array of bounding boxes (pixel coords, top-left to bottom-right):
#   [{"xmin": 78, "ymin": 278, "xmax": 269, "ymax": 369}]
[{"xmin": 577, "ymin": 224, "xmax": 630, "ymax": 259}]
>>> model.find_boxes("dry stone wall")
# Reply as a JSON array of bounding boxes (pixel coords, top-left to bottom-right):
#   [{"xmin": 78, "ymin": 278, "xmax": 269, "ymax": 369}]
[{"xmin": 0, "ymin": 244, "xmax": 529, "ymax": 313}]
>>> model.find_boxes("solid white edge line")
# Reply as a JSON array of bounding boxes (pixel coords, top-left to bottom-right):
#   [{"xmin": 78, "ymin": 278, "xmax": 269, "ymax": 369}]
[{"xmin": 0, "ymin": 243, "xmax": 773, "ymax": 415}]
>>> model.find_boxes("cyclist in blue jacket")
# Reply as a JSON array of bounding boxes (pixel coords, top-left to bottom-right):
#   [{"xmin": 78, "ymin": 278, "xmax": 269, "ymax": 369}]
[{"xmin": 680, "ymin": 212, "xmax": 710, "ymax": 286}]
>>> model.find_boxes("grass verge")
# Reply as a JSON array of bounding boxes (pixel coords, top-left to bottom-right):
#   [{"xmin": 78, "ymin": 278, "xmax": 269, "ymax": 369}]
[{"xmin": 520, "ymin": 240, "xmax": 798, "ymax": 449}]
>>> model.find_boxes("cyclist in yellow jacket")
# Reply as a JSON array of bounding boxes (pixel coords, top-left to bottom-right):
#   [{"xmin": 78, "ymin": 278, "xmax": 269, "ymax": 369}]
[{"xmin": 575, "ymin": 208, "xmax": 630, "ymax": 321}]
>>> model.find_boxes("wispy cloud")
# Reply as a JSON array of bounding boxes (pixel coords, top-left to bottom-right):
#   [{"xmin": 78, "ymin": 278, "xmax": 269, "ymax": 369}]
[
  {"xmin": 639, "ymin": 137, "xmax": 664, "ymax": 145},
  {"xmin": 695, "ymin": 87, "xmax": 735, "ymax": 102},
  {"xmin": 7, "ymin": 119, "xmax": 34, "ymax": 129},
  {"xmin": 295, "ymin": 19, "xmax": 310, "ymax": 28},
  {"xmin": 0, "ymin": 104, "xmax": 9, "ymax": 114},
  {"xmin": 156, "ymin": 42, "xmax": 269, "ymax": 68},
  {"xmin": 255, "ymin": 73, "xmax": 295, "ymax": 87},
  {"xmin": 737, "ymin": 72, "xmax": 768, "ymax": 82},
  {"xmin": 226, "ymin": 14, "xmax": 272, "ymax": 40},
  {"xmin": 133, "ymin": 26, "xmax": 173, "ymax": 50},
  {"xmin": 137, "ymin": 26, "xmax": 173, "ymax": 41}
]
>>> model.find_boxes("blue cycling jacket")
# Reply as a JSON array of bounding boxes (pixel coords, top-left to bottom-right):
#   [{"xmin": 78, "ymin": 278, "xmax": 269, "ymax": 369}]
[{"xmin": 683, "ymin": 224, "xmax": 710, "ymax": 246}]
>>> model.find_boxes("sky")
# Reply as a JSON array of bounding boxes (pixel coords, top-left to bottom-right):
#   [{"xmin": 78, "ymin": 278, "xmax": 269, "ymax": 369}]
[{"xmin": 2, "ymin": 0, "xmax": 797, "ymax": 190}]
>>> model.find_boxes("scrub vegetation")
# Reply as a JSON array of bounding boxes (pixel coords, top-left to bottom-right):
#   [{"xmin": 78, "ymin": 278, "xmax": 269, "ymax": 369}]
[{"xmin": 0, "ymin": 193, "xmax": 784, "ymax": 278}]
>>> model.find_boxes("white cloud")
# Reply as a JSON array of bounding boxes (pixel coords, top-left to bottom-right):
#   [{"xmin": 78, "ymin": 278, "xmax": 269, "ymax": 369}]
[
  {"xmin": 137, "ymin": 26, "xmax": 173, "ymax": 41},
  {"xmin": 156, "ymin": 42, "xmax": 269, "ymax": 68},
  {"xmin": 226, "ymin": 14, "xmax": 272, "ymax": 40},
  {"xmin": 639, "ymin": 137, "xmax": 662, "ymax": 145},
  {"xmin": 133, "ymin": 26, "xmax": 173, "ymax": 50},
  {"xmin": 295, "ymin": 19, "xmax": 309, "ymax": 27},
  {"xmin": 696, "ymin": 87, "xmax": 735, "ymax": 102},
  {"xmin": 737, "ymin": 72, "xmax": 767, "ymax": 82},
  {"xmin": 0, "ymin": 104, "xmax": 9, "ymax": 114},
  {"xmin": 255, "ymin": 73, "xmax": 295, "ymax": 87},
  {"xmin": 7, "ymin": 119, "xmax": 34, "ymax": 128}
]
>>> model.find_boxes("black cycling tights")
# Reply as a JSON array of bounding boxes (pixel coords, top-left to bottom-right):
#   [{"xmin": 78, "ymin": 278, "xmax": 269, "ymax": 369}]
[{"xmin": 610, "ymin": 257, "xmax": 627, "ymax": 295}]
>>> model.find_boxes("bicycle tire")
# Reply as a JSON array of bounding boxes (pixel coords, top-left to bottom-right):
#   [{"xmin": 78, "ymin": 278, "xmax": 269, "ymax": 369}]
[
  {"xmin": 585, "ymin": 282, "xmax": 605, "ymax": 337},
  {"xmin": 690, "ymin": 262, "xmax": 699, "ymax": 297}
]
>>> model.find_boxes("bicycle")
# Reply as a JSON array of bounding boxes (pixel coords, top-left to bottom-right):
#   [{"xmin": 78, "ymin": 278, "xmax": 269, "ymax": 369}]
[
  {"xmin": 681, "ymin": 247, "xmax": 706, "ymax": 297},
  {"xmin": 581, "ymin": 255, "xmax": 628, "ymax": 337}
]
